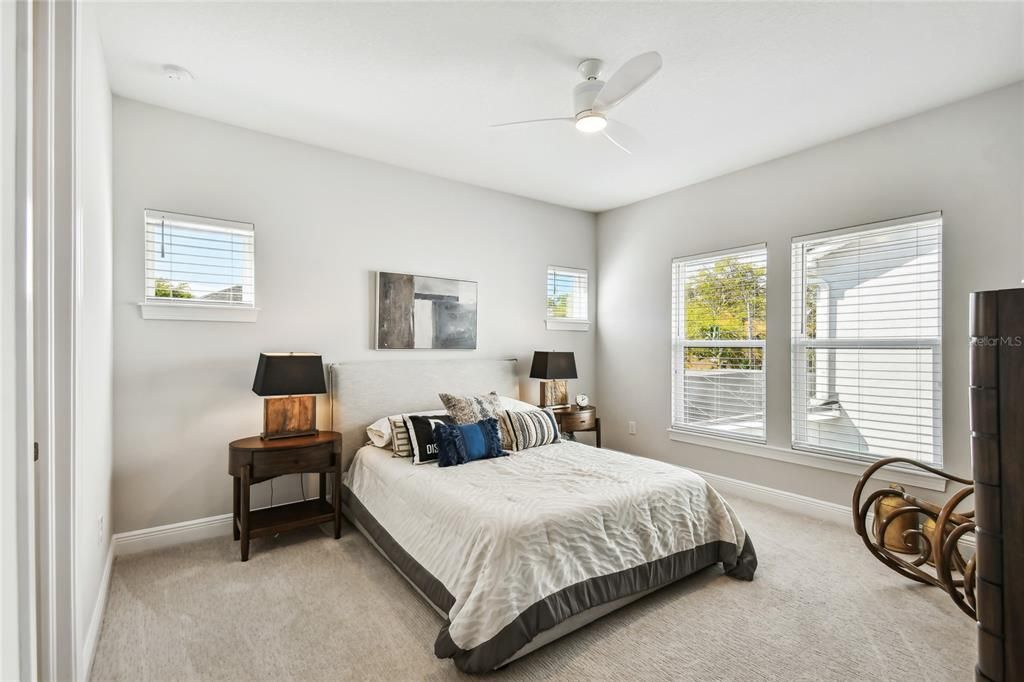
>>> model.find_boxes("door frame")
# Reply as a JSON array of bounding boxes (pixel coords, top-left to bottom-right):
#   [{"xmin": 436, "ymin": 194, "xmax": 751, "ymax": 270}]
[
  {"xmin": 1, "ymin": 0, "xmax": 37, "ymax": 678},
  {"xmin": 30, "ymin": 0, "xmax": 79, "ymax": 679},
  {"xmin": 7, "ymin": 2, "xmax": 90, "ymax": 679}
]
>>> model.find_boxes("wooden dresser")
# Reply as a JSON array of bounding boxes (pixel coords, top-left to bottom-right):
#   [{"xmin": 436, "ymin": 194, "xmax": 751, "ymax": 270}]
[{"xmin": 969, "ymin": 288, "xmax": 1023, "ymax": 682}]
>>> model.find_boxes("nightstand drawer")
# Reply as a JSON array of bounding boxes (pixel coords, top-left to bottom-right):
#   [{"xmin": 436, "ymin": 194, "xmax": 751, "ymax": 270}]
[
  {"xmin": 251, "ymin": 444, "xmax": 334, "ymax": 478},
  {"xmin": 560, "ymin": 410, "xmax": 596, "ymax": 432}
]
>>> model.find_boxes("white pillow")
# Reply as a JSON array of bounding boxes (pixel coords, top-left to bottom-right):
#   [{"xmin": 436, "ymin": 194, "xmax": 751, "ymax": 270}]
[
  {"xmin": 366, "ymin": 415, "xmax": 394, "ymax": 447},
  {"xmin": 499, "ymin": 396, "xmax": 538, "ymax": 412},
  {"xmin": 366, "ymin": 408, "xmax": 447, "ymax": 448}
]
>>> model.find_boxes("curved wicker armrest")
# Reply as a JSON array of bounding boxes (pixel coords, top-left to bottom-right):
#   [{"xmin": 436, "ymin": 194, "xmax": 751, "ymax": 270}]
[{"xmin": 851, "ymin": 457, "xmax": 976, "ymax": 618}]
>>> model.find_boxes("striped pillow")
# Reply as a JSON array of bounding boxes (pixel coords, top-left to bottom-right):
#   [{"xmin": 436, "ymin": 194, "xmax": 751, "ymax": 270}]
[
  {"xmin": 386, "ymin": 409, "xmax": 447, "ymax": 457},
  {"xmin": 390, "ymin": 415, "xmax": 412, "ymax": 457},
  {"xmin": 502, "ymin": 408, "xmax": 560, "ymax": 451}
]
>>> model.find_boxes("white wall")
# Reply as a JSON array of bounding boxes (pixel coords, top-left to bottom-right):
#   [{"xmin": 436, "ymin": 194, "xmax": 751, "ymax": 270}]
[
  {"xmin": 597, "ymin": 83, "xmax": 1024, "ymax": 506},
  {"xmin": 75, "ymin": 3, "xmax": 113, "ymax": 674},
  {"xmin": 111, "ymin": 98, "xmax": 597, "ymax": 534}
]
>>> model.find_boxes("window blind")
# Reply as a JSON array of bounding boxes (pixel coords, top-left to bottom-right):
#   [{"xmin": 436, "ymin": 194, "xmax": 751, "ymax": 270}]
[
  {"xmin": 671, "ymin": 244, "xmax": 767, "ymax": 442},
  {"xmin": 791, "ymin": 212, "xmax": 942, "ymax": 465},
  {"xmin": 546, "ymin": 266, "xmax": 588, "ymax": 321},
  {"xmin": 144, "ymin": 209, "xmax": 255, "ymax": 307}
]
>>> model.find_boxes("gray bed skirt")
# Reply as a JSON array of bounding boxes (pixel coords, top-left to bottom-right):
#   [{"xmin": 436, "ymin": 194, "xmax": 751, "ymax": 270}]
[{"xmin": 342, "ymin": 485, "xmax": 758, "ymax": 674}]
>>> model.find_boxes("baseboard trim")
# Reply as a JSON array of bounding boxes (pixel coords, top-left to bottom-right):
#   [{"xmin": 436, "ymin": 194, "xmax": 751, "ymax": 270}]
[
  {"xmin": 691, "ymin": 466, "xmax": 974, "ymax": 549},
  {"xmin": 79, "ymin": 542, "xmax": 113, "ymax": 681},
  {"xmin": 112, "ymin": 513, "xmax": 233, "ymax": 556},
  {"xmin": 690, "ymin": 467, "xmax": 855, "ymax": 525},
  {"xmin": 110, "ymin": 474, "xmax": 973, "ymax": 557}
]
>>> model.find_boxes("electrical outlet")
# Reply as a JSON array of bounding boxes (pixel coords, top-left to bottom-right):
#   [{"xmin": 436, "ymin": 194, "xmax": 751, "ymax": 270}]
[{"xmin": 628, "ymin": 420, "xmax": 637, "ymax": 435}]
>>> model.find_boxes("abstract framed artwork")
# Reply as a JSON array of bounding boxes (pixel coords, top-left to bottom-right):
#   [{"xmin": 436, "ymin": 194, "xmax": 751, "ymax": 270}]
[{"xmin": 375, "ymin": 272, "xmax": 478, "ymax": 349}]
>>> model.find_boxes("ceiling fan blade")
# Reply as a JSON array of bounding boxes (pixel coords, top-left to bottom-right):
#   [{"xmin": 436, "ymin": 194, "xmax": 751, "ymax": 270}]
[
  {"xmin": 602, "ymin": 120, "xmax": 644, "ymax": 155},
  {"xmin": 592, "ymin": 51, "xmax": 662, "ymax": 113},
  {"xmin": 602, "ymin": 130, "xmax": 631, "ymax": 155},
  {"xmin": 490, "ymin": 117, "xmax": 573, "ymax": 128}
]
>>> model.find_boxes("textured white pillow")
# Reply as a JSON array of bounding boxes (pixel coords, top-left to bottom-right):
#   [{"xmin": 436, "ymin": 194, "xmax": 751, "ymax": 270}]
[
  {"xmin": 499, "ymin": 396, "xmax": 538, "ymax": 412},
  {"xmin": 366, "ymin": 408, "xmax": 446, "ymax": 448}
]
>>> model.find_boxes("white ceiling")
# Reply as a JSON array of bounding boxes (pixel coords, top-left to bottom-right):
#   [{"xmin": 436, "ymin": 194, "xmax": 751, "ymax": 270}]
[{"xmin": 97, "ymin": 2, "xmax": 1023, "ymax": 212}]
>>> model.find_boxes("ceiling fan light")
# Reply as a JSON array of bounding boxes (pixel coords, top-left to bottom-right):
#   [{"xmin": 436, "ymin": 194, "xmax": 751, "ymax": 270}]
[
  {"xmin": 161, "ymin": 64, "xmax": 194, "ymax": 82},
  {"xmin": 575, "ymin": 114, "xmax": 607, "ymax": 133}
]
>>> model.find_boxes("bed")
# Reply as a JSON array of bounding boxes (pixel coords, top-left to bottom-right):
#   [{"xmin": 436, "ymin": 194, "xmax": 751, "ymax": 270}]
[{"xmin": 330, "ymin": 359, "xmax": 757, "ymax": 673}]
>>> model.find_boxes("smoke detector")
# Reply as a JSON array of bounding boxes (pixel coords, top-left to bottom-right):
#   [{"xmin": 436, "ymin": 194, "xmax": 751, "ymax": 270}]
[{"xmin": 161, "ymin": 64, "xmax": 194, "ymax": 82}]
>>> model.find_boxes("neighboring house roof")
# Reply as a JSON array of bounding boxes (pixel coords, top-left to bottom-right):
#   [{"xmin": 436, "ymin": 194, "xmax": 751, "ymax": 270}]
[{"xmin": 200, "ymin": 284, "xmax": 243, "ymax": 302}]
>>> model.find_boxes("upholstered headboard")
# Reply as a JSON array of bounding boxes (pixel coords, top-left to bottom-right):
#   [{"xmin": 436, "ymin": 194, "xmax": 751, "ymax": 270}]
[{"xmin": 328, "ymin": 359, "xmax": 519, "ymax": 469}]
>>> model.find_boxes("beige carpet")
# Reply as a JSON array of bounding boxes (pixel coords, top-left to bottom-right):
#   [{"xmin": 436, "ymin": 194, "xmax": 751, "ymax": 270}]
[{"xmin": 91, "ymin": 496, "xmax": 975, "ymax": 681}]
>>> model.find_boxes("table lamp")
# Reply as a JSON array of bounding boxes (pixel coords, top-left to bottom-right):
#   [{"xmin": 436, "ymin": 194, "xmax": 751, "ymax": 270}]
[
  {"xmin": 530, "ymin": 351, "xmax": 577, "ymax": 408},
  {"xmin": 252, "ymin": 352, "xmax": 327, "ymax": 440}
]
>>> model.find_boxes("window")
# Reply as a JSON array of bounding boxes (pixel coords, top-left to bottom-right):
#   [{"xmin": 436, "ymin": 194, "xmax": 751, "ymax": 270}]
[
  {"xmin": 671, "ymin": 244, "xmax": 767, "ymax": 442},
  {"xmin": 141, "ymin": 209, "xmax": 256, "ymax": 322},
  {"xmin": 791, "ymin": 212, "xmax": 942, "ymax": 465},
  {"xmin": 546, "ymin": 266, "xmax": 589, "ymax": 330}
]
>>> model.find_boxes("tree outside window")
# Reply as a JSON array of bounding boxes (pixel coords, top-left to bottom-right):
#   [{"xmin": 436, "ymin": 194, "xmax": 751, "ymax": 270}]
[{"xmin": 684, "ymin": 257, "xmax": 766, "ymax": 370}]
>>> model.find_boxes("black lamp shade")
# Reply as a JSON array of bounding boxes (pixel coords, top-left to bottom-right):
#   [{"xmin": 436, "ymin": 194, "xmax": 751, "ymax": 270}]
[
  {"xmin": 529, "ymin": 351, "xmax": 578, "ymax": 380},
  {"xmin": 252, "ymin": 353, "xmax": 327, "ymax": 396}
]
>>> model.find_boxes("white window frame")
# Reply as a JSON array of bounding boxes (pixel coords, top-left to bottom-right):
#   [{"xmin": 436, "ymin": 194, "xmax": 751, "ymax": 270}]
[
  {"xmin": 545, "ymin": 265, "xmax": 590, "ymax": 331},
  {"xmin": 138, "ymin": 209, "xmax": 258, "ymax": 322},
  {"xmin": 791, "ymin": 212, "xmax": 943, "ymax": 467},
  {"xmin": 671, "ymin": 243, "xmax": 768, "ymax": 444}
]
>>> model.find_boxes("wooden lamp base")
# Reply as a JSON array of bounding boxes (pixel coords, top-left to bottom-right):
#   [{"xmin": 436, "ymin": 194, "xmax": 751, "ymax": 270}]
[
  {"xmin": 538, "ymin": 379, "xmax": 569, "ymax": 408},
  {"xmin": 262, "ymin": 395, "xmax": 318, "ymax": 440}
]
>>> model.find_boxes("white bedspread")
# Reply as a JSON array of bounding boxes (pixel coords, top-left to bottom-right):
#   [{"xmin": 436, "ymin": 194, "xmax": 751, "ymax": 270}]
[{"xmin": 344, "ymin": 440, "xmax": 750, "ymax": 657}]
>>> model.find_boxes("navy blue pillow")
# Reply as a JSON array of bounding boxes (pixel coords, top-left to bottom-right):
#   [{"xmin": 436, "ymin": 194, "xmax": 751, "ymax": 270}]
[
  {"xmin": 461, "ymin": 417, "xmax": 504, "ymax": 463},
  {"xmin": 433, "ymin": 418, "xmax": 506, "ymax": 467},
  {"xmin": 433, "ymin": 422, "xmax": 464, "ymax": 468}
]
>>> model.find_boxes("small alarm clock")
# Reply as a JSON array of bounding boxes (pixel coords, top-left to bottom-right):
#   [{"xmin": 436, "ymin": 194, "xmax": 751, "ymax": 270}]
[{"xmin": 575, "ymin": 394, "xmax": 590, "ymax": 408}]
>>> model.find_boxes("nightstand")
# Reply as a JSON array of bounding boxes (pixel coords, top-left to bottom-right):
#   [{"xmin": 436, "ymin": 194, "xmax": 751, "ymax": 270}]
[
  {"xmin": 553, "ymin": 405, "xmax": 601, "ymax": 448},
  {"xmin": 228, "ymin": 431, "xmax": 342, "ymax": 561}
]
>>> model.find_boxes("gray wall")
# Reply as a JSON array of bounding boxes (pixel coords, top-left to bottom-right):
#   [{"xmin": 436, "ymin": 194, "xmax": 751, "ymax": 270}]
[
  {"xmin": 113, "ymin": 82, "xmax": 1023, "ymax": 532},
  {"xmin": 596, "ymin": 83, "xmax": 1023, "ymax": 506},
  {"xmin": 111, "ymin": 98, "xmax": 597, "ymax": 533},
  {"xmin": 76, "ymin": 3, "xmax": 114, "ymax": 664}
]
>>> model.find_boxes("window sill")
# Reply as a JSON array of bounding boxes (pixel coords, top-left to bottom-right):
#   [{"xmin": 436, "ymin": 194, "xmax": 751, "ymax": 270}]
[
  {"xmin": 667, "ymin": 428, "xmax": 949, "ymax": 493},
  {"xmin": 138, "ymin": 302, "xmax": 259, "ymax": 323},
  {"xmin": 545, "ymin": 319, "xmax": 590, "ymax": 332}
]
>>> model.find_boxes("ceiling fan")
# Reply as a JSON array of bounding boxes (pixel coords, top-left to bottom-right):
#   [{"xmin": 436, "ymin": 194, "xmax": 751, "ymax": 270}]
[{"xmin": 490, "ymin": 51, "xmax": 662, "ymax": 154}]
